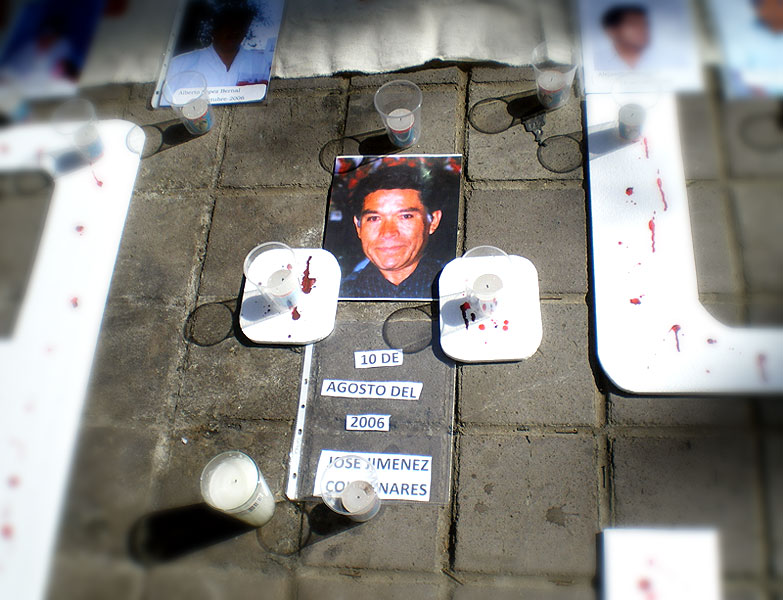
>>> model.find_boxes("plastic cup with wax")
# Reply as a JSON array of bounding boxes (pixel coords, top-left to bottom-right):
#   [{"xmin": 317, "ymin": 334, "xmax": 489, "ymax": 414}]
[
  {"xmin": 531, "ymin": 42, "xmax": 577, "ymax": 110},
  {"xmin": 52, "ymin": 98, "xmax": 104, "ymax": 162},
  {"xmin": 200, "ymin": 451, "xmax": 275, "ymax": 527},
  {"xmin": 462, "ymin": 245, "xmax": 510, "ymax": 321},
  {"xmin": 320, "ymin": 455, "xmax": 382, "ymax": 522},
  {"xmin": 618, "ymin": 103, "xmax": 646, "ymax": 142},
  {"xmin": 374, "ymin": 80, "xmax": 422, "ymax": 148},
  {"xmin": 162, "ymin": 71, "xmax": 214, "ymax": 136},
  {"xmin": 243, "ymin": 242, "xmax": 301, "ymax": 314}
]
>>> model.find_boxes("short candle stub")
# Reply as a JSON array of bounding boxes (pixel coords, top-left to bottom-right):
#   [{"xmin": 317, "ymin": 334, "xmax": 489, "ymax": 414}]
[
  {"xmin": 469, "ymin": 273, "xmax": 503, "ymax": 319},
  {"xmin": 618, "ymin": 103, "xmax": 646, "ymax": 142},
  {"xmin": 340, "ymin": 480, "xmax": 381, "ymax": 522}
]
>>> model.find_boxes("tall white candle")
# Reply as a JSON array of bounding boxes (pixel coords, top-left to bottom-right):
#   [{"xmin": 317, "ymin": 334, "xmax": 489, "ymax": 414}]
[{"xmin": 200, "ymin": 451, "xmax": 275, "ymax": 527}]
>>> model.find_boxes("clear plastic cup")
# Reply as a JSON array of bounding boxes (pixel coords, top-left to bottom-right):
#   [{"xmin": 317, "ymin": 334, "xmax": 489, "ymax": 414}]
[
  {"xmin": 52, "ymin": 98, "xmax": 103, "ymax": 162},
  {"xmin": 319, "ymin": 455, "xmax": 382, "ymax": 522},
  {"xmin": 200, "ymin": 450, "xmax": 275, "ymax": 527},
  {"xmin": 162, "ymin": 71, "xmax": 214, "ymax": 135},
  {"xmin": 531, "ymin": 42, "xmax": 577, "ymax": 110},
  {"xmin": 374, "ymin": 80, "xmax": 422, "ymax": 148},
  {"xmin": 243, "ymin": 242, "xmax": 300, "ymax": 313}
]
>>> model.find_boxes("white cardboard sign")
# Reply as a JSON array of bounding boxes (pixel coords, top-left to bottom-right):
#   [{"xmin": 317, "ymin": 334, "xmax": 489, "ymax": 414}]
[
  {"xmin": 314, "ymin": 451, "xmax": 432, "ymax": 501},
  {"xmin": 320, "ymin": 379, "xmax": 422, "ymax": 400}
]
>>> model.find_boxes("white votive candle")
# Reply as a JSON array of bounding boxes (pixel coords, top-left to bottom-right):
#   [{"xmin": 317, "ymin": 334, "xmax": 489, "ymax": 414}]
[
  {"xmin": 244, "ymin": 243, "xmax": 301, "ymax": 312},
  {"xmin": 470, "ymin": 273, "xmax": 503, "ymax": 318},
  {"xmin": 200, "ymin": 451, "xmax": 275, "ymax": 527},
  {"xmin": 618, "ymin": 103, "xmax": 646, "ymax": 141},
  {"xmin": 340, "ymin": 480, "xmax": 381, "ymax": 522}
]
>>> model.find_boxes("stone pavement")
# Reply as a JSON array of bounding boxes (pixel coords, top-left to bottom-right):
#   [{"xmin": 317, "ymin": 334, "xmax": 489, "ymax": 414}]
[{"xmin": 42, "ymin": 64, "xmax": 783, "ymax": 600}]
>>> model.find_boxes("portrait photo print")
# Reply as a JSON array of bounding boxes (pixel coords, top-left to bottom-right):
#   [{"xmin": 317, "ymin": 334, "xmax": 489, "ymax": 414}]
[
  {"xmin": 324, "ymin": 155, "xmax": 462, "ymax": 301},
  {"xmin": 155, "ymin": 0, "xmax": 284, "ymax": 106}
]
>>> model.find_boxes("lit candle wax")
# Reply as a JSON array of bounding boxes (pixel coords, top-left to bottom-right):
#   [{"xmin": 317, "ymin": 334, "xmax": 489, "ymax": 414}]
[
  {"xmin": 180, "ymin": 97, "xmax": 213, "ymax": 135},
  {"xmin": 470, "ymin": 273, "xmax": 503, "ymax": 319},
  {"xmin": 618, "ymin": 103, "xmax": 646, "ymax": 142},
  {"xmin": 246, "ymin": 257, "xmax": 300, "ymax": 312},
  {"xmin": 385, "ymin": 108, "xmax": 415, "ymax": 146},
  {"xmin": 340, "ymin": 480, "xmax": 381, "ymax": 522},
  {"xmin": 536, "ymin": 70, "xmax": 569, "ymax": 109},
  {"xmin": 201, "ymin": 451, "xmax": 275, "ymax": 527}
]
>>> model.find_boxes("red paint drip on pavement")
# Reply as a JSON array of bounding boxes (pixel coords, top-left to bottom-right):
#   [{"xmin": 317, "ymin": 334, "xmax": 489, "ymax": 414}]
[{"xmin": 670, "ymin": 324, "xmax": 682, "ymax": 352}]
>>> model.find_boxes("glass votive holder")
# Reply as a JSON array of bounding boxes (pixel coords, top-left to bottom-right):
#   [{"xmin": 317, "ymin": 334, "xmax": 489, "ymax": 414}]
[
  {"xmin": 319, "ymin": 455, "xmax": 382, "ymax": 522},
  {"xmin": 374, "ymin": 80, "xmax": 422, "ymax": 148},
  {"xmin": 243, "ymin": 242, "xmax": 300, "ymax": 313},
  {"xmin": 531, "ymin": 42, "xmax": 577, "ymax": 110},
  {"xmin": 52, "ymin": 98, "xmax": 104, "ymax": 163},
  {"xmin": 200, "ymin": 450, "xmax": 276, "ymax": 527},
  {"xmin": 162, "ymin": 70, "xmax": 214, "ymax": 135}
]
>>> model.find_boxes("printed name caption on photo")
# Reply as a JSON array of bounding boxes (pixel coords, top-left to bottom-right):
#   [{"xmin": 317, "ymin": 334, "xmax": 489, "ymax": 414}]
[
  {"xmin": 346, "ymin": 414, "xmax": 391, "ymax": 431},
  {"xmin": 313, "ymin": 451, "xmax": 432, "ymax": 501},
  {"xmin": 354, "ymin": 349, "xmax": 404, "ymax": 369},
  {"xmin": 321, "ymin": 379, "xmax": 423, "ymax": 400}
]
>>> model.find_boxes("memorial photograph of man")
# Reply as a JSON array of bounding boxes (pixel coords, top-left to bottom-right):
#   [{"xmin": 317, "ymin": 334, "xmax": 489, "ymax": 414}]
[{"xmin": 324, "ymin": 155, "xmax": 462, "ymax": 301}]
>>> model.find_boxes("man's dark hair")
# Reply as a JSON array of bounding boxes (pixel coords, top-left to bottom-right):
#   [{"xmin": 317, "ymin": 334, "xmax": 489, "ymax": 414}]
[
  {"xmin": 601, "ymin": 4, "xmax": 648, "ymax": 28},
  {"xmin": 349, "ymin": 164, "xmax": 439, "ymax": 219},
  {"xmin": 212, "ymin": 1, "xmax": 258, "ymax": 29}
]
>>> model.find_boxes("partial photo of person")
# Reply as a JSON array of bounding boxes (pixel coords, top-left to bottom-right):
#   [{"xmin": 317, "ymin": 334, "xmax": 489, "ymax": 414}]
[
  {"xmin": 599, "ymin": 4, "xmax": 651, "ymax": 69},
  {"xmin": 166, "ymin": 0, "xmax": 271, "ymax": 87},
  {"xmin": 324, "ymin": 156, "xmax": 462, "ymax": 301}
]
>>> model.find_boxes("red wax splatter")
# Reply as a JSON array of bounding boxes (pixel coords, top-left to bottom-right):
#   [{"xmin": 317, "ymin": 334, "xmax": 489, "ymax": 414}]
[
  {"xmin": 75, "ymin": 225, "xmax": 85, "ymax": 234},
  {"xmin": 70, "ymin": 297, "xmax": 79, "ymax": 308},
  {"xmin": 7, "ymin": 476, "xmax": 20, "ymax": 488},
  {"xmin": 478, "ymin": 323, "xmax": 486, "ymax": 331},
  {"xmin": 502, "ymin": 325, "xmax": 509, "ymax": 331},
  {"xmin": 656, "ymin": 171, "xmax": 668, "ymax": 211},
  {"xmin": 625, "ymin": 187, "xmax": 634, "ymax": 196},
  {"xmin": 291, "ymin": 307, "xmax": 301, "ymax": 320},
  {"xmin": 757, "ymin": 353, "xmax": 768, "ymax": 383},
  {"xmin": 630, "ymin": 298, "xmax": 641, "ymax": 305},
  {"xmin": 504, "ymin": 320, "xmax": 509, "ymax": 325},
  {"xmin": 707, "ymin": 338, "xmax": 717, "ymax": 344},
  {"xmin": 639, "ymin": 578, "xmax": 652, "ymax": 591},
  {"xmin": 460, "ymin": 302, "xmax": 471, "ymax": 329},
  {"xmin": 618, "ymin": 241, "xmax": 623, "ymax": 245},
  {"xmin": 643, "ymin": 137, "xmax": 650, "ymax": 159},
  {"xmin": 670, "ymin": 324, "xmax": 682, "ymax": 352},
  {"xmin": 0, "ymin": 144, "xmax": 9, "ymax": 153},
  {"xmin": 648, "ymin": 217, "xmax": 656, "ymax": 253},
  {"xmin": 301, "ymin": 256, "xmax": 316, "ymax": 294},
  {"xmin": 1, "ymin": 524, "xmax": 12, "ymax": 540},
  {"xmin": 92, "ymin": 170, "xmax": 103, "ymax": 187}
]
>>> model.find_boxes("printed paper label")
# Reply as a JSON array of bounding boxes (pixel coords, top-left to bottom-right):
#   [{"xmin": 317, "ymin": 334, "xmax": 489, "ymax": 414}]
[
  {"xmin": 314, "ymin": 450, "xmax": 432, "ymax": 501},
  {"xmin": 345, "ymin": 414, "xmax": 390, "ymax": 431},
  {"xmin": 354, "ymin": 349, "xmax": 403, "ymax": 369},
  {"xmin": 320, "ymin": 379, "xmax": 422, "ymax": 400}
]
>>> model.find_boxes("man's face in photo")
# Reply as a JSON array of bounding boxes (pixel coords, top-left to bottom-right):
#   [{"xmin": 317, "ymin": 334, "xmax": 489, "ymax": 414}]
[
  {"xmin": 606, "ymin": 11, "xmax": 650, "ymax": 52},
  {"xmin": 755, "ymin": 0, "xmax": 783, "ymax": 32},
  {"xmin": 213, "ymin": 11, "xmax": 254, "ymax": 51},
  {"xmin": 354, "ymin": 188, "xmax": 442, "ymax": 280}
]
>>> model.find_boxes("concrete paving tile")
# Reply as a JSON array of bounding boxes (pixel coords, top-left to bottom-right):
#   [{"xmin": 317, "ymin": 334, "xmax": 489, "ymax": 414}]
[
  {"xmin": 724, "ymin": 586, "xmax": 766, "ymax": 600},
  {"xmin": 123, "ymin": 84, "xmax": 227, "ymax": 192},
  {"xmin": 454, "ymin": 434, "xmax": 598, "ymax": 576},
  {"xmin": 464, "ymin": 188, "xmax": 587, "ymax": 295},
  {"xmin": 178, "ymin": 340, "xmax": 302, "ymax": 422},
  {"xmin": 296, "ymin": 572, "xmax": 446, "ymax": 600},
  {"xmin": 470, "ymin": 66, "xmax": 536, "ymax": 83},
  {"xmin": 460, "ymin": 303, "xmax": 598, "ymax": 427},
  {"xmin": 700, "ymin": 299, "xmax": 745, "ymax": 327},
  {"xmin": 57, "ymin": 424, "xmax": 160, "ymax": 557},
  {"xmin": 732, "ymin": 183, "xmax": 783, "ymax": 295},
  {"xmin": 351, "ymin": 66, "xmax": 463, "ymax": 87},
  {"xmin": 269, "ymin": 76, "xmax": 345, "ymax": 90},
  {"xmin": 343, "ymin": 85, "xmax": 461, "ymax": 155},
  {"xmin": 84, "ymin": 298, "xmax": 183, "ymax": 425},
  {"xmin": 144, "ymin": 565, "xmax": 291, "ymax": 600},
  {"xmin": 677, "ymin": 95, "xmax": 720, "ymax": 181},
  {"xmin": 199, "ymin": 190, "xmax": 326, "ymax": 298},
  {"xmin": 748, "ymin": 299, "xmax": 783, "ymax": 326},
  {"xmin": 688, "ymin": 182, "xmax": 742, "ymax": 296},
  {"xmin": 46, "ymin": 554, "xmax": 144, "ymax": 600},
  {"xmin": 467, "ymin": 83, "xmax": 583, "ymax": 181},
  {"xmin": 607, "ymin": 390, "xmax": 752, "ymax": 427},
  {"xmin": 765, "ymin": 434, "xmax": 783, "ymax": 577},
  {"xmin": 454, "ymin": 580, "xmax": 594, "ymax": 600},
  {"xmin": 723, "ymin": 100, "xmax": 783, "ymax": 178},
  {"xmin": 301, "ymin": 503, "xmax": 448, "ymax": 572},
  {"xmin": 611, "ymin": 434, "xmax": 763, "ymax": 576},
  {"xmin": 220, "ymin": 90, "xmax": 345, "ymax": 188},
  {"xmin": 109, "ymin": 191, "xmax": 211, "ymax": 302}
]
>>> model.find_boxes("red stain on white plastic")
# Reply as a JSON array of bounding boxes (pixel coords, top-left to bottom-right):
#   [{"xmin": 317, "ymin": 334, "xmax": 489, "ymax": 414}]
[
  {"xmin": 478, "ymin": 323, "xmax": 485, "ymax": 331},
  {"xmin": 75, "ymin": 225, "xmax": 85, "ymax": 235},
  {"xmin": 648, "ymin": 216, "xmax": 656, "ymax": 253},
  {"xmin": 625, "ymin": 187, "xmax": 634, "ymax": 196},
  {"xmin": 630, "ymin": 298, "xmax": 642, "ymax": 305},
  {"xmin": 291, "ymin": 307, "xmax": 301, "ymax": 321},
  {"xmin": 670, "ymin": 324, "xmax": 682, "ymax": 352},
  {"xmin": 7, "ymin": 476, "xmax": 20, "ymax": 488},
  {"xmin": 301, "ymin": 256, "xmax": 316, "ymax": 294},
  {"xmin": 92, "ymin": 170, "xmax": 103, "ymax": 187},
  {"xmin": 757, "ymin": 353, "xmax": 768, "ymax": 382},
  {"xmin": 70, "ymin": 297, "xmax": 79, "ymax": 308},
  {"xmin": 707, "ymin": 338, "xmax": 717, "ymax": 345},
  {"xmin": 656, "ymin": 170, "xmax": 668, "ymax": 211},
  {"xmin": 642, "ymin": 137, "xmax": 650, "ymax": 159},
  {"xmin": 1, "ymin": 524, "xmax": 12, "ymax": 540}
]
